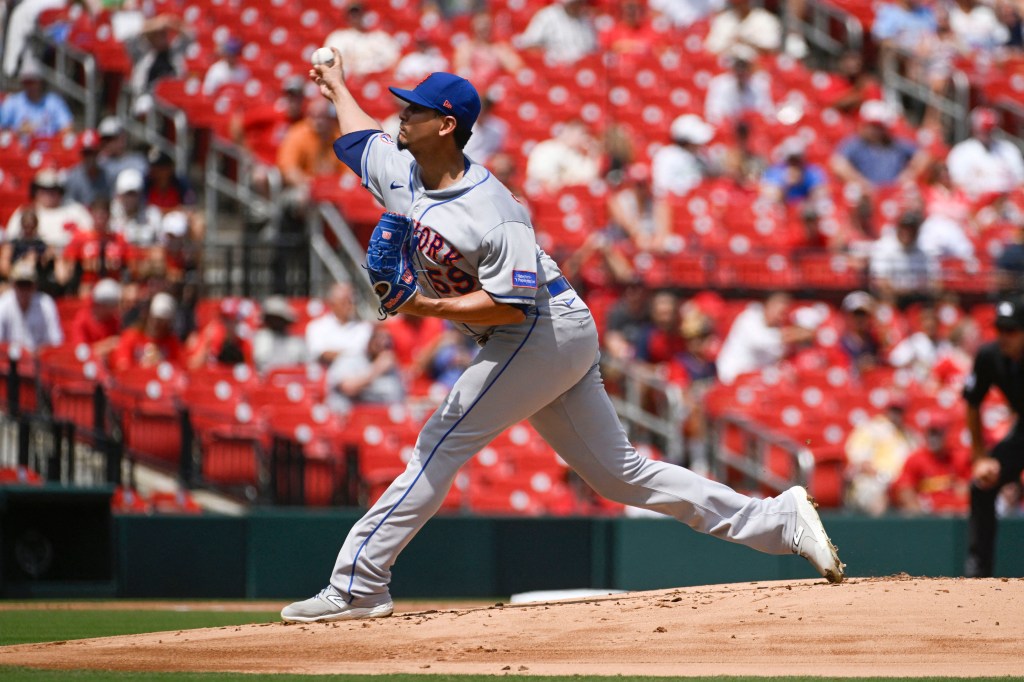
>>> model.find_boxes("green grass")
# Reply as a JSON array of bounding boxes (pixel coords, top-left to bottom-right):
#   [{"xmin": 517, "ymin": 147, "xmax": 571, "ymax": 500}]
[
  {"xmin": 0, "ymin": 610, "xmax": 279, "ymax": 646},
  {"xmin": 2, "ymin": 674, "xmax": 1023, "ymax": 682}
]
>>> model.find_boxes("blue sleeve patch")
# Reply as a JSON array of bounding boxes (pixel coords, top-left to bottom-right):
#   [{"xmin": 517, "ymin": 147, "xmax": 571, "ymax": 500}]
[
  {"xmin": 333, "ymin": 129, "xmax": 381, "ymax": 177},
  {"xmin": 512, "ymin": 270, "xmax": 538, "ymax": 289}
]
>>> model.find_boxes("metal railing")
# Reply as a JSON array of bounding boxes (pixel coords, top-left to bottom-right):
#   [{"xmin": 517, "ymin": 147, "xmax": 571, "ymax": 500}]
[
  {"xmin": 27, "ymin": 28, "xmax": 99, "ymax": 128},
  {"xmin": 204, "ymin": 135, "xmax": 283, "ymax": 240},
  {"xmin": 313, "ymin": 201, "xmax": 385, "ymax": 317},
  {"xmin": 600, "ymin": 355, "xmax": 686, "ymax": 465},
  {"xmin": 200, "ymin": 238, "xmax": 312, "ymax": 298},
  {"xmin": 785, "ymin": 0, "xmax": 863, "ymax": 62},
  {"xmin": 711, "ymin": 412, "xmax": 815, "ymax": 495},
  {"xmin": 880, "ymin": 47, "xmax": 971, "ymax": 142}
]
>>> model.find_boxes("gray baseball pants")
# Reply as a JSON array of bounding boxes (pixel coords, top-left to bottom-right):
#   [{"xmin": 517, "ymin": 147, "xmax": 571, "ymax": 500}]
[{"xmin": 329, "ymin": 287, "xmax": 800, "ymax": 606}]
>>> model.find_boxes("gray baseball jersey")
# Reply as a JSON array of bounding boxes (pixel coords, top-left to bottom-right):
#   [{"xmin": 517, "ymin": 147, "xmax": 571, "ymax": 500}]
[{"xmin": 324, "ymin": 130, "xmax": 806, "ymax": 606}]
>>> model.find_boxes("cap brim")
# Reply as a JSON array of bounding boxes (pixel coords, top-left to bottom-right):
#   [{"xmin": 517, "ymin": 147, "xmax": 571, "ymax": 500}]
[
  {"xmin": 995, "ymin": 317, "xmax": 1023, "ymax": 331},
  {"xmin": 389, "ymin": 86, "xmax": 440, "ymax": 112}
]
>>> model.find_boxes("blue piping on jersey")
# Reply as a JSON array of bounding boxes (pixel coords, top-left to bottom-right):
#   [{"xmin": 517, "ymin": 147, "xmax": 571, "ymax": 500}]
[
  {"xmin": 345, "ymin": 308, "xmax": 540, "ymax": 603},
  {"xmin": 360, "ymin": 135, "xmax": 375, "ymax": 188},
  {"xmin": 411, "ymin": 169, "xmax": 491, "ymax": 338}
]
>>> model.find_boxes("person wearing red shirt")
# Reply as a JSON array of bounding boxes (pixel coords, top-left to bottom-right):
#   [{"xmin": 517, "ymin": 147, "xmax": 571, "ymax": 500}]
[
  {"xmin": 56, "ymin": 198, "xmax": 132, "ymax": 297},
  {"xmin": 599, "ymin": 0, "xmax": 662, "ymax": 65},
  {"xmin": 185, "ymin": 297, "xmax": 253, "ymax": 369},
  {"xmin": 110, "ymin": 292, "xmax": 183, "ymax": 371},
  {"xmin": 892, "ymin": 411, "xmax": 972, "ymax": 514},
  {"xmin": 68, "ymin": 278, "xmax": 123, "ymax": 359}
]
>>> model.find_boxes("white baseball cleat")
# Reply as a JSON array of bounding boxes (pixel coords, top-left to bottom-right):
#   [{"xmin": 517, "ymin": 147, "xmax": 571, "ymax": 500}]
[
  {"xmin": 281, "ymin": 586, "xmax": 394, "ymax": 623},
  {"xmin": 787, "ymin": 485, "xmax": 846, "ymax": 583}
]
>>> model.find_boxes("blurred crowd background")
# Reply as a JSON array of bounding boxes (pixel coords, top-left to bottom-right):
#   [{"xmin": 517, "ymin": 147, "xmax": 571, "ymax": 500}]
[{"xmin": 2, "ymin": 0, "xmax": 1024, "ymax": 518}]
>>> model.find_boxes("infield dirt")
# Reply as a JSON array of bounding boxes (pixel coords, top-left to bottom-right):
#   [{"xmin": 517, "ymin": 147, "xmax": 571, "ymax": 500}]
[{"xmin": 1, "ymin": 576, "xmax": 1021, "ymax": 677}]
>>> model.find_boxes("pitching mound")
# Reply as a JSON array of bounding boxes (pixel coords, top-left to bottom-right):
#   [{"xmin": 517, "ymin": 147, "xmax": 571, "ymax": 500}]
[{"xmin": 2, "ymin": 576, "xmax": 1022, "ymax": 677}]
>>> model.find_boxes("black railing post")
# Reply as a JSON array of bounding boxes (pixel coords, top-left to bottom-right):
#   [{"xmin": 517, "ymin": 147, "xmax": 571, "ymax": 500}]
[{"xmin": 179, "ymin": 408, "xmax": 194, "ymax": 486}]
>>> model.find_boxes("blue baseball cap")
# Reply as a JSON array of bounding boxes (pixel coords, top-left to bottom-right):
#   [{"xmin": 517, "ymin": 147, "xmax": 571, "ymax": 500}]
[{"xmin": 389, "ymin": 72, "xmax": 481, "ymax": 132}]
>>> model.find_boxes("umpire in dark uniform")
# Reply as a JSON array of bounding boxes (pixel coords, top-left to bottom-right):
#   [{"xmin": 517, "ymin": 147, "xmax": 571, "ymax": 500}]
[{"xmin": 964, "ymin": 297, "xmax": 1024, "ymax": 577}]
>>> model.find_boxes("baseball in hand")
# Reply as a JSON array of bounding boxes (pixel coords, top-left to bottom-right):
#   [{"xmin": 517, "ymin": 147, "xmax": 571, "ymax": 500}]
[{"xmin": 311, "ymin": 47, "xmax": 335, "ymax": 67}]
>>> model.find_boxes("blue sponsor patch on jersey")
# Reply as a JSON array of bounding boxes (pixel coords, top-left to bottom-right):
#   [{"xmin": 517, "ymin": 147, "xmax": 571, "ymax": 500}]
[{"xmin": 512, "ymin": 270, "xmax": 538, "ymax": 289}]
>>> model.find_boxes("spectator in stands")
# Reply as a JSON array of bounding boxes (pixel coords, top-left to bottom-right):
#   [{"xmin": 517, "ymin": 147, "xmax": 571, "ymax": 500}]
[
  {"xmin": 652, "ymin": 114, "xmax": 715, "ymax": 199},
  {"xmin": 324, "ymin": 2, "xmax": 400, "ymax": 76},
  {"xmin": 277, "ymin": 98, "xmax": 341, "ymax": 218},
  {"xmin": 518, "ymin": 0, "xmax": 597, "ymax": 65},
  {"xmin": 68, "ymin": 278, "xmax": 123, "ymax": 359},
  {"xmin": 606, "ymin": 164, "xmax": 660, "ymax": 252},
  {"xmin": 871, "ymin": 0, "xmax": 938, "ymax": 53},
  {"xmin": 839, "ymin": 290, "xmax": 884, "ymax": 375},
  {"xmin": 920, "ymin": 159, "xmax": 973, "ymax": 232},
  {"xmin": 253, "ymin": 296, "xmax": 307, "ymax": 373},
  {"xmin": 892, "ymin": 410, "xmax": 971, "ymax": 514},
  {"xmin": 305, "ymin": 282, "xmax": 372, "ymax": 369},
  {"xmin": 64, "ymin": 130, "xmax": 112, "ymax": 208},
  {"xmin": 599, "ymin": 0, "xmax": 659, "ymax": 63},
  {"xmin": 845, "ymin": 393, "xmax": 917, "ymax": 516},
  {"xmin": 325, "ymin": 325, "xmax": 404, "ymax": 415},
  {"xmin": 832, "ymin": 100, "xmax": 928, "ymax": 194},
  {"xmin": 947, "ymin": 108, "xmax": 1024, "ymax": 200},
  {"xmin": 426, "ymin": 329, "xmax": 479, "ymax": 391},
  {"xmin": 647, "ymin": 0, "xmax": 720, "ymax": 27},
  {"xmin": 831, "ymin": 100, "xmax": 929, "ymax": 234},
  {"xmin": 0, "ymin": 260, "xmax": 62, "ymax": 351},
  {"xmin": 760, "ymin": 136, "xmax": 828, "ymax": 207},
  {"xmin": 996, "ymin": 0, "xmax": 1024, "ymax": 48},
  {"xmin": 394, "ymin": 30, "xmax": 450, "ymax": 85},
  {"xmin": 949, "ymin": 0, "xmax": 1009, "ymax": 50},
  {"xmin": 201, "ymin": 36, "xmax": 250, "ymax": 97},
  {"xmin": 869, "ymin": 210, "xmax": 940, "ymax": 301},
  {"xmin": 603, "ymin": 279, "xmax": 650, "ymax": 360},
  {"xmin": 704, "ymin": 45, "xmax": 774, "ymax": 126},
  {"xmin": 110, "ymin": 168, "xmax": 162, "ymax": 246},
  {"xmin": 4, "ymin": 168, "xmax": 92, "ymax": 250},
  {"xmin": 232, "ymin": 75, "xmax": 308, "ymax": 154},
  {"xmin": 525, "ymin": 120, "xmax": 602, "ymax": 191},
  {"xmin": 914, "ymin": 4, "xmax": 972, "ymax": 131},
  {"xmin": 0, "ymin": 59, "xmax": 73, "ymax": 144},
  {"xmin": 889, "ymin": 304, "xmax": 945, "ymax": 381},
  {"xmin": 636, "ymin": 290, "xmax": 686, "ymax": 367},
  {"xmin": 452, "ymin": 13, "xmax": 524, "ymax": 89},
  {"xmin": 463, "ymin": 97, "xmax": 508, "ymax": 165},
  {"xmin": 57, "ymin": 197, "xmax": 132, "ymax": 297},
  {"xmin": 997, "ymin": 221, "xmax": 1024, "ymax": 293},
  {"xmin": 0, "ymin": 208, "xmax": 53, "ymax": 286},
  {"xmin": 152, "ymin": 210, "xmax": 200, "ymax": 285},
  {"xmin": 917, "ymin": 210, "xmax": 976, "ymax": 261},
  {"xmin": 186, "ymin": 298, "xmax": 253, "ymax": 369},
  {"xmin": 822, "ymin": 49, "xmax": 884, "ymax": 116},
  {"xmin": 144, "ymin": 148, "xmax": 196, "ymax": 213},
  {"xmin": 110, "ymin": 291, "xmax": 183, "ymax": 370},
  {"xmin": 716, "ymin": 292, "xmax": 815, "ymax": 384},
  {"xmin": 704, "ymin": 0, "xmax": 783, "ymax": 55},
  {"xmin": 97, "ymin": 116, "xmax": 149, "ymax": 188},
  {"xmin": 127, "ymin": 14, "xmax": 193, "ymax": 113}
]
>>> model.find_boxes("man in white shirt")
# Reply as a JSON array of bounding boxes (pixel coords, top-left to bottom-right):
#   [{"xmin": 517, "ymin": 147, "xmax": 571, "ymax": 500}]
[
  {"xmin": 869, "ymin": 211, "xmax": 939, "ymax": 299},
  {"xmin": 652, "ymin": 114, "xmax": 715, "ymax": 198},
  {"xmin": 518, "ymin": 0, "xmax": 597, "ymax": 65},
  {"xmin": 649, "ymin": 0, "xmax": 724, "ymax": 28},
  {"xmin": 325, "ymin": 3, "xmax": 400, "ymax": 77},
  {"xmin": 946, "ymin": 107, "xmax": 1024, "ymax": 199},
  {"xmin": 201, "ymin": 36, "xmax": 251, "ymax": 96},
  {"xmin": 4, "ymin": 169, "xmax": 92, "ymax": 250},
  {"xmin": 916, "ymin": 214, "xmax": 975, "ymax": 261},
  {"xmin": 0, "ymin": 260, "xmax": 63, "ymax": 351},
  {"xmin": 704, "ymin": 0, "xmax": 783, "ymax": 54},
  {"xmin": 305, "ymin": 282, "xmax": 372, "ymax": 368},
  {"xmin": 704, "ymin": 45, "xmax": 774, "ymax": 126},
  {"xmin": 525, "ymin": 120, "xmax": 602, "ymax": 191},
  {"xmin": 716, "ymin": 292, "xmax": 814, "ymax": 384}
]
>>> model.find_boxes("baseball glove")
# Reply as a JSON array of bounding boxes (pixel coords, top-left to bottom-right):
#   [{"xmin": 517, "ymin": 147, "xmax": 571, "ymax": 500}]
[{"xmin": 366, "ymin": 211, "xmax": 418, "ymax": 318}]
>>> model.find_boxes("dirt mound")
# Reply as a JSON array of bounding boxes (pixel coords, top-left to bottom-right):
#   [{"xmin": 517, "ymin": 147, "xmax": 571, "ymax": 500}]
[{"xmin": 2, "ymin": 577, "xmax": 1021, "ymax": 677}]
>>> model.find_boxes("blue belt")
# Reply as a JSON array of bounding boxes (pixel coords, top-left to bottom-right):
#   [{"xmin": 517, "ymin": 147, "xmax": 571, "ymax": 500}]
[{"xmin": 545, "ymin": 276, "xmax": 572, "ymax": 297}]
